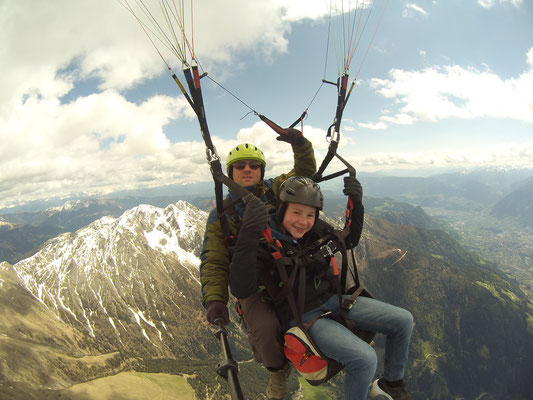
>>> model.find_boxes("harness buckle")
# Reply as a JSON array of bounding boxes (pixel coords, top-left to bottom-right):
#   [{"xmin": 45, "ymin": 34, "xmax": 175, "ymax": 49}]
[
  {"xmin": 342, "ymin": 297, "xmax": 356, "ymax": 311},
  {"xmin": 319, "ymin": 240, "xmax": 337, "ymax": 258},
  {"xmin": 206, "ymin": 147, "xmax": 219, "ymax": 163},
  {"xmin": 223, "ymin": 235, "xmax": 236, "ymax": 248}
]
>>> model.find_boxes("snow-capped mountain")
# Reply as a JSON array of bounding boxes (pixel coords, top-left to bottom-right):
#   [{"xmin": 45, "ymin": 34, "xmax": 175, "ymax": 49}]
[
  {"xmin": 8, "ymin": 201, "xmax": 220, "ymax": 359},
  {"xmin": 44, "ymin": 199, "xmax": 105, "ymax": 214},
  {"xmin": 2, "ymin": 197, "xmax": 532, "ymax": 399}
]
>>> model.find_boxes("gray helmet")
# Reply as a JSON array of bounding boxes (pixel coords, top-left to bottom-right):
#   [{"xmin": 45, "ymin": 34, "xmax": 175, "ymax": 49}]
[{"xmin": 278, "ymin": 176, "xmax": 323, "ymax": 210}]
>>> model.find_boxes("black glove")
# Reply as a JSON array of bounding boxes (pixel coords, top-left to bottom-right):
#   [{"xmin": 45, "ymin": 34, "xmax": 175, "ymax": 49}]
[
  {"xmin": 206, "ymin": 300, "xmax": 229, "ymax": 325},
  {"xmin": 241, "ymin": 194, "xmax": 269, "ymax": 234},
  {"xmin": 276, "ymin": 128, "xmax": 305, "ymax": 146},
  {"xmin": 343, "ymin": 176, "xmax": 363, "ymax": 204}
]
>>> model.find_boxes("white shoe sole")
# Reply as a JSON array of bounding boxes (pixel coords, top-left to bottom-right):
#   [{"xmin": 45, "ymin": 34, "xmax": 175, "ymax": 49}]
[{"xmin": 369, "ymin": 379, "xmax": 394, "ymax": 400}]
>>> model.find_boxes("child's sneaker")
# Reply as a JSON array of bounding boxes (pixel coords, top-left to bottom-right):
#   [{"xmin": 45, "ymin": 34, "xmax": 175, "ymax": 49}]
[{"xmin": 369, "ymin": 378, "xmax": 412, "ymax": 400}]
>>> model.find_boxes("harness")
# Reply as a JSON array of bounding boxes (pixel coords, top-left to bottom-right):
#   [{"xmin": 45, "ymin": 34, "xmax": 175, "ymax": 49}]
[{"xmin": 260, "ymin": 219, "xmax": 369, "ymax": 333}]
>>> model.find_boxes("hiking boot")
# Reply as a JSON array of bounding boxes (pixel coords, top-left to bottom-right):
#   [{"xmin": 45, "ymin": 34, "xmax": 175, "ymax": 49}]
[
  {"xmin": 266, "ymin": 362, "xmax": 291, "ymax": 400},
  {"xmin": 369, "ymin": 378, "xmax": 412, "ymax": 400}
]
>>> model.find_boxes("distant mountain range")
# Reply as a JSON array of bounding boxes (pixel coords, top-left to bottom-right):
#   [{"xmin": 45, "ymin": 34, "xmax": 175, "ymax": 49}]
[
  {"xmin": 3, "ymin": 167, "xmax": 532, "ymax": 215},
  {"xmin": 0, "ymin": 220, "xmax": 63, "ymax": 265},
  {"xmin": 0, "ymin": 196, "xmax": 217, "ymax": 265},
  {"xmin": 0, "ymin": 195, "xmax": 444, "ymax": 266},
  {"xmin": 1, "ymin": 199, "xmax": 531, "ymax": 399},
  {"xmin": 491, "ymin": 176, "xmax": 533, "ymax": 227},
  {"xmin": 355, "ymin": 168, "xmax": 533, "ymax": 212},
  {"xmin": 4, "ymin": 168, "xmax": 532, "ymax": 265}
]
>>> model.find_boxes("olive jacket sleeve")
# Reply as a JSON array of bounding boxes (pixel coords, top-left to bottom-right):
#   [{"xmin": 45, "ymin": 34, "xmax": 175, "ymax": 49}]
[
  {"xmin": 199, "ymin": 210, "xmax": 238, "ymax": 306},
  {"xmin": 270, "ymin": 137, "xmax": 316, "ymax": 195}
]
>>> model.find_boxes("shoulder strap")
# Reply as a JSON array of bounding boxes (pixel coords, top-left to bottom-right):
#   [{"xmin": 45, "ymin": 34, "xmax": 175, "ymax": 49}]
[
  {"xmin": 274, "ymin": 257, "xmax": 305, "ymax": 325},
  {"xmin": 264, "ymin": 186, "xmax": 277, "ymax": 206},
  {"xmin": 260, "ymin": 226, "xmax": 303, "ymax": 318},
  {"xmin": 219, "ymin": 197, "xmax": 243, "ymax": 248}
]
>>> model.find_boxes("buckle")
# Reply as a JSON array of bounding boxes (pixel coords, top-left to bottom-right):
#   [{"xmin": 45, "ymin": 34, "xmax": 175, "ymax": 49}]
[
  {"xmin": 319, "ymin": 240, "xmax": 337, "ymax": 258},
  {"xmin": 342, "ymin": 298, "xmax": 355, "ymax": 311},
  {"xmin": 206, "ymin": 148, "xmax": 219, "ymax": 163}
]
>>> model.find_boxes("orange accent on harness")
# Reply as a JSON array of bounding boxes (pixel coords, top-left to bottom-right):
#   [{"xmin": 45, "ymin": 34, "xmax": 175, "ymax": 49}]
[
  {"xmin": 331, "ymin": 257, "xmax": 339, "ymax": 276},
  {"xmin": 262, "ymin": 226, "xmax": 283, "ymax": 260},
  {"xmin": 345, "ymin": 197, "xmax": 353, "ymax": 228}
]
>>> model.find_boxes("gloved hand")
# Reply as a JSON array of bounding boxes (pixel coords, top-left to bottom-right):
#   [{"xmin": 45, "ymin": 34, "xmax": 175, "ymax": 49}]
[
  {"xmin": 206, "ymin": 300, "xmax": 229, "ymax": 325},
  {"xmin": 343, "ymin": 176, "xmax": 363, "ymax": 204},
  {"xmin": 276, "ymin": 128, "xmax": 305, "ymax": 146},
  {"xmin": 241, "ymin": 194, "xmax": 269, "ymax": 234}
]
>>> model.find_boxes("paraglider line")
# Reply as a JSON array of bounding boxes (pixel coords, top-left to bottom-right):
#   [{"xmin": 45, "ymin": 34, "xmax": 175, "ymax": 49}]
[{"xmin": 205, "ymin": 75, "xmax": 257, "ymax": 114}]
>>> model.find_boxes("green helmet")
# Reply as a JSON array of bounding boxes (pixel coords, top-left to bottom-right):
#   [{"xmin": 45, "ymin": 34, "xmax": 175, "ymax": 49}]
[
  {"xmin": 278, "ymin": 176, "xmax": 323, "ymax": 210},
  {"xmin": 226, "ymin": 143, "xmax": 266, "ymax": 168}
]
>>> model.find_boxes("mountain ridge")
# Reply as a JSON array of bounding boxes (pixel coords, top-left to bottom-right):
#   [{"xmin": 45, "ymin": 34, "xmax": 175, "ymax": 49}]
[
  {"xmin": 358, "ymin": 216, "xmax": 532, "ymax": 399},
  {"xmin": 1, "ymin": 199, "xmax": 532, "ymax": 399},
  {"xmin": 491, "ymin": 176, "xmax": 533, "ymax": 227}
]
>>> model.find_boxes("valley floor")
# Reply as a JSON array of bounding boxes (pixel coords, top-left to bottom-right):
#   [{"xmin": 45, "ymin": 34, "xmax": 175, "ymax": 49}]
[
  {"xmin": 60, "ymin": 371, "xmax": 196, "ymax": 399},
  {"xmin": 424, "ymin": 207, "xmax": 533, "ymax": 298}
]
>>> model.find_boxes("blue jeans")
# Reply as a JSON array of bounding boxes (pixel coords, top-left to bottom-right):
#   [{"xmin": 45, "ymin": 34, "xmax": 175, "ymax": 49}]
[{"xmin": 297, "ymin": 294, "xmax": 414, "ymax": 400}]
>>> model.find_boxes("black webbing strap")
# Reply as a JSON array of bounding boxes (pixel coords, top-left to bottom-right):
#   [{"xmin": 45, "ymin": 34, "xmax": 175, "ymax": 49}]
[
  {"xmin": 260, "ymin": 226, "xmax": 306, "ymax": 322},
  {"xmin": 181, "ymin": 65, "xmax": 244, "ymax": 248},
  {"xmin": 183, "ymin": 66, "xmax": 213, "ymax": 149},
  {"xmin": 209, "ymin": 161, "xmax": 251, "ymax": 246},
  {"xmin": 325, "ymin": 228, "xmax": 365, "ymax": 333},
  {"xmin": 330, "ymin": 224, "xmax": 365, "ymax": 330},
  {"xmin": 349, "ymin": 248, "xmax": 361, "ymax": 289},
  {"xmin": 335, "ymin": 197, "xmax": 362, "ymax": 292},
  {"xmin": 313, "ymin": 72, "xmax": 358, "ymax": 184},
  {"xmin": 276, "ymin": 258, "xmax": 305, "ymax": 325},
  {"xmin": 341, "ymin": 286, "xmax": 364, "ymax": 315},
  {"xmin": 333, "ymin": 74, "xmax": 349, "ymax": 133},
  {"xmin": 312, "ymin": 139, "xmax": 356, "ymax": 183}
]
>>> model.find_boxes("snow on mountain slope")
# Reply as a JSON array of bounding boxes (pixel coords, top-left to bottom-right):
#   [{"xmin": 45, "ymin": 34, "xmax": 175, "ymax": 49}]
[{"xmin": 9, "ymin": 200, "xmax": 212, "ymax": 358}]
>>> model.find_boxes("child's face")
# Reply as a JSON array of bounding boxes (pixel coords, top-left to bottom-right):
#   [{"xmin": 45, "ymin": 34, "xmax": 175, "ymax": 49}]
[{"xmin": 282, "ymin": 202, "xmax": 316, "ymax": 239}]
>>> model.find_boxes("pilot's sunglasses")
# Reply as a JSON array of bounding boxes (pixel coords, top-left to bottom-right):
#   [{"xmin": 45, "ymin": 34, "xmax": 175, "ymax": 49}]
[{"xmin": 233, "ymin": 160, "xmax": 262, "ymax": 170}]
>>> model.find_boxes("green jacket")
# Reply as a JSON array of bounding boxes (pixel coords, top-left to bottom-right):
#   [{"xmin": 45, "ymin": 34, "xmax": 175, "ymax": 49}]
[{"xmin": 200, "ymin": 139, "xmax": 316, "ymax": 306}]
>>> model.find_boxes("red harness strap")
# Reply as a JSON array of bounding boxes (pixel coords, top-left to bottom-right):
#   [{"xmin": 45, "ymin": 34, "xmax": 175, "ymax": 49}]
[
  {"xmin": 345, "ymin": 197, "xmax": 354, "ymax": 228},
  {"xmin": 330, "ymin": 257, "xmax": 339, "ymax": 276},
  {"xmin": 261, "ymin": 226, "xmax": 283, "ymax": 260}
]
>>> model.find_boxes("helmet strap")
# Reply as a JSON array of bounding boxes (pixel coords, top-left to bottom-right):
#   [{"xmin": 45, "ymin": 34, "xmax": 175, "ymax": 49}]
[{"xmin": 276, "ymin": 202, "xmax": 287, "ymax": 225}]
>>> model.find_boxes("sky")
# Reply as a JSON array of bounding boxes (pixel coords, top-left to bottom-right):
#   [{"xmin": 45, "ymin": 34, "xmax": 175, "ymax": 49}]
[{"xmin": 1, "ymin": 0, "xmax": 532, "ymax": 209}]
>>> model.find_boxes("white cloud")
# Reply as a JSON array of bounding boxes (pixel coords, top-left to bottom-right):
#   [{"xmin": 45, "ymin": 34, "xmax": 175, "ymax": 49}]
[
  {"xmin": 1, "ymin": 1, "xmax": 531, "ymax": 208},
  {"xmin": 0, "ymin": 108, "xmax": 330, "ymax": 207},
  {"xmin": 0, "ymin": 0, "xmax": 160, "ymax": 113},
  {"xmin": 368, "ymin": 48, "xmax": 533, "ymax": 127},
  {"xmin": 405, "ymin": 3, "xmax": 428, "ymax": 16},
  {"xmin": 357, "ymin": 121, "xmax": 388, "ymax": 130},
  {"xmin": 272, "ymin": 0, "xmax": 330, "ymax": 20},
  {"xmin": 0, "ymin": 90, "xmax": 195, "ymax": 207},
  {"xmin": 0, "ymin": 0, "xmax": 325, "ymax": 208},
  {"xmin": 353, "ymin": 142, "xmax": 533, "ymax": 171},
  {"xmin": 0, "ymin": 0, "xmax": 317, "ymax": 112},
  {"xmin": 477, "ymin": 0, "xmax": 523, "ymax": 8}
]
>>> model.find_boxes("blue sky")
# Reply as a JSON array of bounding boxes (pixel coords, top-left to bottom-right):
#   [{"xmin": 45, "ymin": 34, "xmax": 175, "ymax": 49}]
[{"xmin": 1, "ymin": 0, "xmax": 532, "ymax": 208}]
